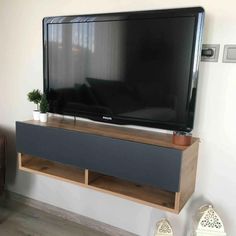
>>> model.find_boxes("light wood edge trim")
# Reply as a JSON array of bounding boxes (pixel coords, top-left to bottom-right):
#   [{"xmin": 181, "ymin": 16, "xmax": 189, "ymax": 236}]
[
  {"xmin": 174, "ymin": 192, "xmax": 181, "ymax": 212},
  {"xmin": 87, "ymin": 185, "xmax": 177, "ymax": 213},
  {"xmin": 18, "ymin": 153, "xmax": 22, "ymax": 169},
  {"xmin": 85, "ymin": 169, "xmax": 89, "ymax": 185},
  {"xmin": 177, "ymin": 141, "xmax": 199, "ymax": 212}
]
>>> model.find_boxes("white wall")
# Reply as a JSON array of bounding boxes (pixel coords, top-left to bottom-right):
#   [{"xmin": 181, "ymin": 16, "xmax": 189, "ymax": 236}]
[{"xmin": 0, "ymin": 1, "xmax": 236, "ymax": 235}]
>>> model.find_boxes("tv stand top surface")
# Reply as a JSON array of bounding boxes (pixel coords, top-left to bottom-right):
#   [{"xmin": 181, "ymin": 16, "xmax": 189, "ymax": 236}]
[{"xmin": 23, "ymin": 117, "xmax": 198, "ymax": 150}]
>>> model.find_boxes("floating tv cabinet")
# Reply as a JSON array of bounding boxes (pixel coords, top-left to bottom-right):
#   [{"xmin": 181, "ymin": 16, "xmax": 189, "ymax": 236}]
[{"xmin": 16, "ymin": 117, "xmax": 199, "ymax": 213}]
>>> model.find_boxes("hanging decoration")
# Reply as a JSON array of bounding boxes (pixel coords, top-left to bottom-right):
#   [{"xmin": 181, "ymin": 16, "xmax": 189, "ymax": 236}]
[
  {"xmin": 155, "ymin": 218, "xmax": 173, "ymax": 236},
  {"xmin": 194, "ymin": 204, "xmax": 226, "ymax": 236}
]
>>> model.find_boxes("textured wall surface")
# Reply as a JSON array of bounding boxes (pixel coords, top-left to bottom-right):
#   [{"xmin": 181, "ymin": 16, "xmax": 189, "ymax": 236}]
[{"xmin": 0, "ymin": 1, "xmax": 236, "ymax": 235}]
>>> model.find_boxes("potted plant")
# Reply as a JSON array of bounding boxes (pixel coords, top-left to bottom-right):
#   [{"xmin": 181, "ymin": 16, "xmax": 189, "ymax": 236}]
[
  {"xmin": 27, "ymin": 89, "xmax": 42, "ymax": 120},
  {"xmin": 39, "ymin": 94, "xmax": 49, "ymax": 122}
]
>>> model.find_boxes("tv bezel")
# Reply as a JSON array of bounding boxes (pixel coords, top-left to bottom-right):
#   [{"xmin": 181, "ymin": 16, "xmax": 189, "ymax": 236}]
[{"xmin": 43, "ymin": 7, "xmax": 204, "ymax": 132}]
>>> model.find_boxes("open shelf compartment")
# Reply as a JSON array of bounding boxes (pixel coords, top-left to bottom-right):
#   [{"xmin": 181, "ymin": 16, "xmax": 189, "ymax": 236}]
[
  {"xmin": 18, "ymin": 153, "xmax": 190, "ymax": 213},
  {"xmin": 18, "ymin": 153, "xmax": 86, "ymax": 186},
  {"xmin": 86, "ymin": 170, "xmax": 177, "ymax": 212}
]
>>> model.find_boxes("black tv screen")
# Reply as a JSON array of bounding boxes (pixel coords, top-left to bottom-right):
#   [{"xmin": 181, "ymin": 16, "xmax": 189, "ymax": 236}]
[{"xmin": 43, "ymin": 7, "xmax": 204, "ymax": 132}]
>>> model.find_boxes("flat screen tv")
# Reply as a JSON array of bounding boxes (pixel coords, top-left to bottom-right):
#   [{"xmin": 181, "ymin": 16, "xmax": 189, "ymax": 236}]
[{"xmin": 43, "ymin": 7, "xmax": 204, "ymax": 132}]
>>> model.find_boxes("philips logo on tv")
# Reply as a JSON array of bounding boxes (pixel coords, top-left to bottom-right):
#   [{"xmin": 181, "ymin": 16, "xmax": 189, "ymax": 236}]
[{"xmin": 102, "ymin": 116, "xmax": 112, "ymax": 120}]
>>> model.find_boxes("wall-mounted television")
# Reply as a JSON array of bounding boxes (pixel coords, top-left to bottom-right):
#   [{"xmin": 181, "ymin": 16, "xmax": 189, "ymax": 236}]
[{"xmin": 43, "ymin": 7, "xmax": 204, "ymax": 132}]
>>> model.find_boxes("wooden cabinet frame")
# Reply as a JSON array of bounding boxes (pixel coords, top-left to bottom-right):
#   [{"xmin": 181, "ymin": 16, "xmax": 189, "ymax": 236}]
[{"xmin": 16, "ymin": 117, "xmax": 199, "ymax": 213}]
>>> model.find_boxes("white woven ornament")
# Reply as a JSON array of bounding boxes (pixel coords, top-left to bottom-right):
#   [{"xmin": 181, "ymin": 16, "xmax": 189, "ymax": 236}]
[
  {"xmin": 155, "ymin": 218, "xmax": 173, "ymax": 236},
  {"xmin": 194, "ymin": 204, "xmax": 226, "ymax": 236}
]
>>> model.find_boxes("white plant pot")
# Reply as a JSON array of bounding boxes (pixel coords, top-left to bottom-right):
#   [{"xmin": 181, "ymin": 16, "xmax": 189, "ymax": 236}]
[
  {"xmin": 40, "ymin": 113, "xmax": 48, "ymax": 122},
  {"xmin": 33, "ymin": 110, "xmax": 40, "ymax": 120}
]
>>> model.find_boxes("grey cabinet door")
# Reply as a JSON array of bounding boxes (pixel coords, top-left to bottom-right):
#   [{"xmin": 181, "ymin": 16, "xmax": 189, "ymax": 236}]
[{"xmin": 16, "ymin": 122, "xmax": 182, "ymax": 192}]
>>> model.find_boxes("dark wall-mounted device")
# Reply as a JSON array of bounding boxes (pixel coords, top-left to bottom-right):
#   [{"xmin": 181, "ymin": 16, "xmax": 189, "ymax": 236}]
[{"xmin": 43, "ymin": 7, "xmax": 205, "ymax": 132}]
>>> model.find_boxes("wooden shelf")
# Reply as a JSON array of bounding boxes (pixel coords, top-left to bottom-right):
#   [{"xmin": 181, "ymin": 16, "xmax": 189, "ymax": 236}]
[
  {"xmin": 18, "ymin": 154, "xmax": 178, "ymax": 212},
  {"xmin": 19, "ymin": 154, "xmax": 85, "ymax": 186},
  {"xmin": 87, "ymin": 171, "xmax": 176, "ymax": 212},
  {"xmin": 17, "ymin": 151, "xmax": 197, "ymax": 213}
]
